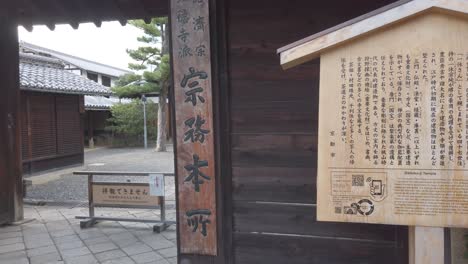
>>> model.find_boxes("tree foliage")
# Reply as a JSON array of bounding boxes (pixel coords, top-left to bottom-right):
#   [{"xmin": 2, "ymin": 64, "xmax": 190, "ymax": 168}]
[
  {"xmin": 112, "ymin": 73, "xmax": 154, "ymax": 98},
  {"xmin": 111, "ymin": 18, "xmax": 170, "ymax": 99},
  {"xmin": 106, "ymin": 100, "xmax": 158, "ymax": 146},
  {"xmin": 111, "ymin": 17, "xmax": 171, "ymax": 151}
]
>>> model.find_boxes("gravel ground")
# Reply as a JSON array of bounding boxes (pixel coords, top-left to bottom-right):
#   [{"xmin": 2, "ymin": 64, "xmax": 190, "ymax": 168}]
[{"xmin": 25, "ymin": 146, "xmax": 175, "ymax": 203}]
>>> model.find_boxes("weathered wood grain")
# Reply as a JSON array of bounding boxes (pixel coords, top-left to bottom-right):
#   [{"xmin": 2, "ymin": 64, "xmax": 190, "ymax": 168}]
[
  {"xmin": 231, "ymin": 101, "xmax": 318, "ymax": 134},
  {"xmin": 233, "ymin": 232, "xmax": 408, "ymax": 264},
  {"xmin": 233, "ymin": 201, "xmax": 402, "ymax": 241},
  {"xmin": 170, "ymin": 0, "xmax": 217, "ymax": 256},
  {"xmin": 232, "ymin": 166, "xmax": 316, "ymax": 203},
  {"xmin": 226, "ymin": 0, "xmax": 409, "ymax": 263},
  {"xmin": 21, "ymin": 93, "xmax": 83, "ymax": 175}
]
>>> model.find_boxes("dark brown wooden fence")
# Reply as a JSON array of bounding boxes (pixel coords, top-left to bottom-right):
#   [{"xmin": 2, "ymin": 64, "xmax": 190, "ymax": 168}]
[{"xmin": 21, "ymin": 92, "xmax": 84, "ymax": 174}]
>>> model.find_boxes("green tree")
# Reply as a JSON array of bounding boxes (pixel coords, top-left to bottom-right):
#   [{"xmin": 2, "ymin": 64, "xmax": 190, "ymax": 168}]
[
  {"xmin": 112, "ymin": 17, "xmax": 170, "ymax": 152},
  {"xmin": 107, "ymin": 100, "xmax": 158, "ymax": 146}
]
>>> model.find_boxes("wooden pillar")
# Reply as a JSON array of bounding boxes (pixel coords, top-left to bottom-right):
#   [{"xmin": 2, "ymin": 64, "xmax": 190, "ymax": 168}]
[
  {"xmin": 170, "ymin": 0, "xmax": 229, "ymax": 262},
  {"xmin": 88, "ymin": 111, "xmax": 95, "ymax": 148},
  {"xmin": 0, "ymin": 16, "xmax": 24, "ymax": 223},
  {"xmin": 409, "ymin": 227, "xmax": 445, "ymax": 264}
]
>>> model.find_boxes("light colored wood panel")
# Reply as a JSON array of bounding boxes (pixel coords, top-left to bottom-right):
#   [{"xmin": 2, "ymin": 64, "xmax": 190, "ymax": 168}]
[
  {"xmin": 409, "ymin": 227, "xmax": 444, "ymax": 264},
  {"xmin": 92, "ymin": 184, "xmax": 160, "ymax": 207},
  {"xmin": 317, "ymin": 12, "xmax": 468, "ymax": 228}
]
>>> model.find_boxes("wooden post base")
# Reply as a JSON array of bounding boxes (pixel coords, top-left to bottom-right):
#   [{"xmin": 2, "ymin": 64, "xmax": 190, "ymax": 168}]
[{"xmin": 409, "ymin": 226, "xmax": 445, "ymax": 264}]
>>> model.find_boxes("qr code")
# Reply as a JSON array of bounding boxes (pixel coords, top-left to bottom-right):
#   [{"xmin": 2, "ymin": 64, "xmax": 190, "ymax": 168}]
[
  {"xmin": 335, "ymin": 206, "xmax": 342, "ymax": 214},
  {"xmin": 352, "ymin": 175, "xmax": 364, "ymax": 186}
]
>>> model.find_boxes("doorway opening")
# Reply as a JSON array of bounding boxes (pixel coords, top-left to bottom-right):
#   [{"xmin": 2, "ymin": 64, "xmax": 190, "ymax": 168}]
[{"xmin": 0, "ymin": 2, "xmax": 179, "ymax": 262}]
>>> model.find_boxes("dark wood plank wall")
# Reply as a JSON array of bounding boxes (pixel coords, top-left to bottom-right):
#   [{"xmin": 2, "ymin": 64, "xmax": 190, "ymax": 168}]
[
  {"xmin": 21, "ymin": 92, "xmax": 84, "ymax": 174},
  {"xmin": 29, "ymin": 94, "xmax": 57, "ymax": 159},
  {"xmin": 225, "ymin": 0, "xmax": 408, "ymax": 263},
  {"xmin": 20, "ymin": 95, "xmax": 30, "ymax": 162},
  {"xmin": 56, "ymin": 95, "xmax": 83, "ymax": 155}
]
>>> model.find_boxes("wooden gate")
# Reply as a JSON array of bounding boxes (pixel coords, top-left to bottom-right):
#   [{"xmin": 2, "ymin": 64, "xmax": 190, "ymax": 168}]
[{"xmin": 223, "ymin": 0, "xmax": 408, "ymax": 263}]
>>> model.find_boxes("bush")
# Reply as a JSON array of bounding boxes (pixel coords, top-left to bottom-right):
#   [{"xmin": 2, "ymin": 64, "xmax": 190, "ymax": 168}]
[{"xmin": 106, "ymin": 100, "xmax": 158, "ymax": 147}]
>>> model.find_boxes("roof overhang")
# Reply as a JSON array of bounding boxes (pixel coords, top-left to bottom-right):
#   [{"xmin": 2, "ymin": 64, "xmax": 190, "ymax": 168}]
[
  {"xmin": 20, "ymin": 53, "xmax": 113, "ymax": 96},
  {"xmin": 2, "ymin": 0, "xmax": 168, "ymax": 31},
  {"xmin": 278, "ymin": 0, "xmax": 468, "ymax": 69},
  {"xmin": 85, "ymin": 106, "xmax": 112, "ymax": 111},
  {"xmin": 20, "ymin": 86, "xmax": 113, "ymax": 97},
  {"xmin": 20, "ymin": 42, "xmax": 133, "ymax": 77}
]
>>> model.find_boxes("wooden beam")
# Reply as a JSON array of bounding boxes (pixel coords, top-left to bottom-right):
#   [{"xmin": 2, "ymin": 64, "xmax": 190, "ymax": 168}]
[
  {"xmin": 105, "ymin": 0, "xmax": 131, "ymax": 25},
  {"xmin": 134, "ymin": 0, "xmax": 153, "ymax": 22},
  {"xmin": 88, "ymin": 112, "xmax": 94, "ymax": 149},
  {"xmin": 279, "ymin": 0, "xmax": 468, "ymax": 69},
  {"xmin": 56, "ymin": 0, "xmax": 85, "ymax": 31},
  {"xmin": 22, "ymin": 23, "xmax": 33, "ymax": 32},
  {"xmin": 409, "ymin": 227, "xmax": 445, "ymax": 264},
  {"xmin": 70, "ymin": 22, "xmax": 79, "ymax": 30},
  {"xmin": 19, "ymin": 0, "xmax": 61, "ymax": 32},
  {"xmin": 15, "ymin": 0, "xmax": 37, "ymax": 29},
  {"xmin": 210, "ymin": 0, "xmax": 232, "ymax": 261},
  {"xmin": 46, "ymin": 23, "xmax": 55, "ymax": 31},
  {"xmin": 48, "ymin": 0, "xmax": 80, "ymax": 30},
  {"xmin": 136, "ymin": 0, "xmax": 169, "ymax": 18},
  {"xmin": 15, "ymin": 0, "xmax": 168, "ymax": 28},
  {"xmin": 112, "ymin": 0, "xmax": 151, "ymax": 22},
  {"xmin": 144, "ymin": 17, "xmax": 152, "ymax": 24},
  {"xmin": 0, "ymin": 17, "xmax": 24, "ymax": 223}
]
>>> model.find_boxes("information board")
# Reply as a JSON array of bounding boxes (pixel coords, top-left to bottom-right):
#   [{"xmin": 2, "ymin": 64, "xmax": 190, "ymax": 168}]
[{"xmin": 317, "ymin": 12, "xmax": 468, "ymax": 227}]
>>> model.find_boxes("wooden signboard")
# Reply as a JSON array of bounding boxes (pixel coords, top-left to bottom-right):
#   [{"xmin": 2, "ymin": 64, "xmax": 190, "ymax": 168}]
[
  {"xmin": 92, "ymin": 183, "xmax": 160, "ymax": 208},
  {"xmin": 170, "ymin": 0, "xmax": 217, "ymax": 255},
  {"xmin": 317, "ymin": 11, "xmax": 468, "ymax": 227}
]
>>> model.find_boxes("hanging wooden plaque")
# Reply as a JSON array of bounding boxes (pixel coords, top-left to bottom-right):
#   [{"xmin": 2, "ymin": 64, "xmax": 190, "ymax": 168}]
[{"xmin": 170, "ymin": 0, "xmax": 217, "ymax": 255}]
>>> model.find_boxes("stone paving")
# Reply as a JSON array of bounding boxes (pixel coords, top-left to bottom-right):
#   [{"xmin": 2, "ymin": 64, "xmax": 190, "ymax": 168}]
[{"xmin": 0, "ymin": 205, "xmax": 177, "ymax": 264}]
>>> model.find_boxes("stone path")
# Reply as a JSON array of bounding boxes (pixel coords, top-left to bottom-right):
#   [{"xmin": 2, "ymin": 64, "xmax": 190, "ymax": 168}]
[{"xmin": 0, "ymin": 205, "xmax": 177, "ymax": 264}]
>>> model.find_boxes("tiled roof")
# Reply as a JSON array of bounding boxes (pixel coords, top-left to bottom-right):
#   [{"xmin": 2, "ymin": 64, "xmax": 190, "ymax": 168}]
[
  {"xmin": 85, "ymin": 96, "xmax": 132, "ymax": 110},
  {"xmin": 85, "ymin": 95, "xmax": 116, "ymax": 110},
  {"xmin": 20, "ymin": 42, "xmax": 132, "ymax": 78},
  {"xmin": 85, "ymin": 95, "xmax": 158, "ymax": 111},
  {"xmin": 20, "ymin": 53, "xmax": 112, "ymax": 96}
]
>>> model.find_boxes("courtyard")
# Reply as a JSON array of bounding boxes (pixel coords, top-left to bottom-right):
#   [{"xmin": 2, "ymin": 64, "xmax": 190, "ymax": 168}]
[
  {"xmin": 0, "ymin": 146, "xmax": 177, "ymax": 264},
  {"xmin": 25, "ymin": 147, "xmax": 175, "ymax": 203}
]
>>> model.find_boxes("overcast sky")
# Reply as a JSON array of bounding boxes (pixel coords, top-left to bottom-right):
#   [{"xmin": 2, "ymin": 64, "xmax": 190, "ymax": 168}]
[{"xmin": 18, "ymin": 21, "xmax": 144, "ymax": 71}]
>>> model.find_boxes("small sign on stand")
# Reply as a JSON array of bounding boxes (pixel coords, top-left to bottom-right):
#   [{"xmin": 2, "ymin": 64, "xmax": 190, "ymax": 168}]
[
  {"xmin": 149, "ymin": 174, "xmax": 165, "ymax": 197},
  {"xmin": 74, "ymin": 171, "xmax": 175, "ymax": 233}
]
